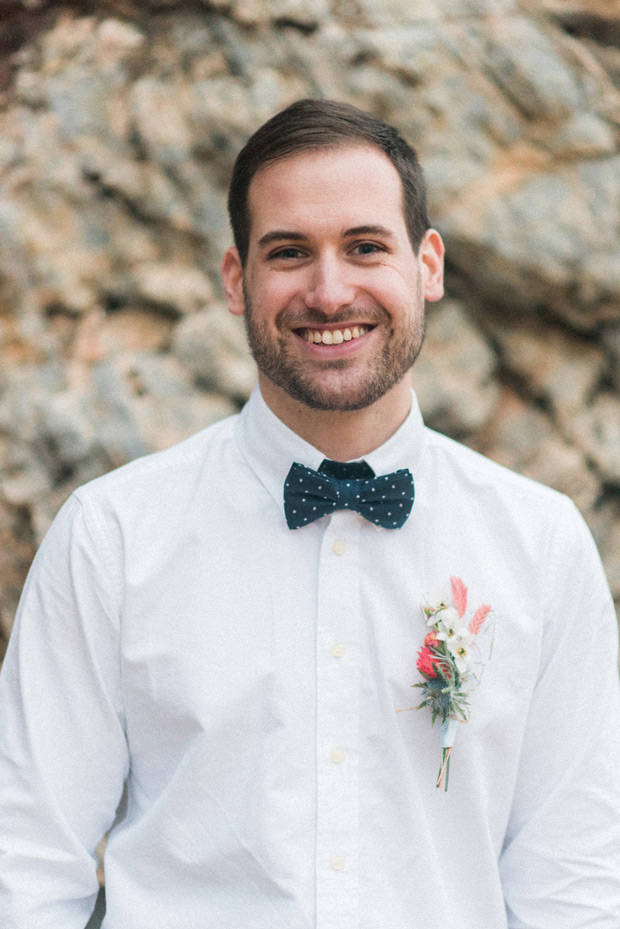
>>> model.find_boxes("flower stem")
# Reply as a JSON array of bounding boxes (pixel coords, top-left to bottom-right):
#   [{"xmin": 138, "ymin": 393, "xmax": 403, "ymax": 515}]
[{"xmin": 436, "ymin": 747, "xmax": 452, "ymax": 791}]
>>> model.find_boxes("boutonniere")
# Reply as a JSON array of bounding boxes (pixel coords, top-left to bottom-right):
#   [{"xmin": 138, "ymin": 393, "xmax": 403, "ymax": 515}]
[{"xmin": 406, "ymin": 576, "xmax": 493, "ymax": 791}]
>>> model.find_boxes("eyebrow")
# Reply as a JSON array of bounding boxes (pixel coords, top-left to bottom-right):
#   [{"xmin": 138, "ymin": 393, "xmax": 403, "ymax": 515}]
[
  {"xmin": 256, "ymin": 224, "xmax": 397, "ymax": 250},
  {"xmin": 257, "ymin": 230, "xmax": 308, "ymax": 249},
  {"xmin": 344, "ymin": 225, "xmax": 396, "ymax": 240}
]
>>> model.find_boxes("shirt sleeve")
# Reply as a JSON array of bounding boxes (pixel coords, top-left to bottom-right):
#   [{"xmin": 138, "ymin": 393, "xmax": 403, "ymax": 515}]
[
  {"xmin": 500, "ymin": 498, "xmax": 620, "ymax": 928},
  {"xmin": 0, "ymin": 492, "xmax": 129, "ymax": 928}
]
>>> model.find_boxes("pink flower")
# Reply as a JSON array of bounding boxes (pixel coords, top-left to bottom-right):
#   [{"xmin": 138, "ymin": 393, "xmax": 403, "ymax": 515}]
[
  {"xmin": 424, "ymin": 631, "xmax": 439, "ymax": 648},
  {"xmin": 417, "ymin": 646, "xmax": 440, "ymax": 679}
]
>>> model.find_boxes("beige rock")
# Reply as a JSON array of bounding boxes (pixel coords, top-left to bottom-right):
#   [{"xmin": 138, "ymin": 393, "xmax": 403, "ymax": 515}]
[
  {"xmin": 485, "ymin": 316, "xmax": 606, "ymax": 422},
  {"xmin": 472, "ymin": 388, "xmax": 601, "ymax": 512},
  {"xmin": 134, "ymin": 263, "xmax": 214, "ymax": 315},
  {"xmin": 571, "ymin": 393, "xmax": 620, "ymax": 483},
  {"xmin": 539, "ymin": 0, "xmax": 620, "ymax": 21},
  {"xmin": 0, "ymin": 501, "xmax": 36, "ymax": 652},
  {"xmin": 411, "ymin": 300, "xmax": 499, "ymax": 436},
  {"xmin": 73, "ymin": 309, "xmax": 174, "ymax": 362},
  {"xmin": 118, "ymin": 354, "xmax": 237, "ymax": 452},
  {"xmin": 221, "ymin": 0, "xmax": 331, "ymax": 27},
  {"xmin": 130, "ymin": 77, "xmax": 193, "ymax": 165},
  {"xmin": 471, "ymin": 389, "xmax": 551, "ymax": 468},
  {"xmin": 588, "ymin": 500, "xmax": 620, "ymax": 609},
  {"xmin": 173, "ymin": 306, "xmax": 257, "ymax": 402}
]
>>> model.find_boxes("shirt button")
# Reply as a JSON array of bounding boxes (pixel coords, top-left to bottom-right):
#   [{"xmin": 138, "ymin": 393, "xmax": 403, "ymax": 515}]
[
  {"xmin": 331, "ymin": 748, "xmax": 346, "ymax": 764},
  {"xmin": 332, "ymin": 539, "xmax": 346, "ymax": 556},
  {"xmin": 330, "ymin": 643, "xmax": 346, "ymax": 659},
  {"xmin": 330, "ymin": 855, "xmax": 345, "ymax": 871}
]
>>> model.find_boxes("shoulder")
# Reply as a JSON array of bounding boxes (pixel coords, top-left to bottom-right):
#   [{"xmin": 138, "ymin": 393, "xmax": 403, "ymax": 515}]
[
  {"xmin": 418, "ymin": 426, "xmax": 593, "ymax": 573},
  {"xmin": 73, "ymin": 411, "xmax": 239, "ymax": 507},
  {"xmin": 60, "ymin": 412, "xmax": 241, "ymax": 556},
  {"xmin": 423, "ymin": 425, "xmax": 572, "ymax": 512}
]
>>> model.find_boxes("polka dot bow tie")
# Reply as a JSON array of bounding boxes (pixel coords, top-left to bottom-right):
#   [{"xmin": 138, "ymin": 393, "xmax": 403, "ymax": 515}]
[{"xmin": 284, "ymin": 459, "xmax": 414, "ymax": 530}]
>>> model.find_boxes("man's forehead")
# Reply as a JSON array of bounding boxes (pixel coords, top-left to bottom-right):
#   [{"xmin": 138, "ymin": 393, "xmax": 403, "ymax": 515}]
[
  {"xmin": 245, "ymin": 143, "xmax": 405, "ymax": 235},
  {"xmin": 249, "ymin": 142, "xmax": 398, "ymax": 189}
]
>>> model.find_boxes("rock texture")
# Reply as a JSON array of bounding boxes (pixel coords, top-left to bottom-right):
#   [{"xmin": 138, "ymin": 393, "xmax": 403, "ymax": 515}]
[{"xmin": 1, "ymin": 0, "xmax": 620, "ymax": 651}]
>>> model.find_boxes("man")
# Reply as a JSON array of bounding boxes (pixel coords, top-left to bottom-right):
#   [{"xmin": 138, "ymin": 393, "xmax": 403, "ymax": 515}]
[{"xmin": 1, "ymin": 99, "xmax": 619, "ymax": 929}]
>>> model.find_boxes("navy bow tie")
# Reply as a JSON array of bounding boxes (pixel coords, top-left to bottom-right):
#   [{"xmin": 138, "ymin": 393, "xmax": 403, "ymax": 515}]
[{"xmin": 284, "ymin": 459, "xmax": 414, "ymax": 530}]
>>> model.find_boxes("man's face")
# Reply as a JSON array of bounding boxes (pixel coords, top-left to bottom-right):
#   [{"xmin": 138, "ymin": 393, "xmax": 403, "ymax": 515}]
[{"xmin": 223, "ymin": 144, "xmax": 444, "ymax": 414}]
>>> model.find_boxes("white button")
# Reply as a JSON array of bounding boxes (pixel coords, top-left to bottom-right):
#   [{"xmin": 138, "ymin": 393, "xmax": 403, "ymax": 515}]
[
  {"xmin": 330, "ymin": 855, "xmax": 345, "ymax": 871},
  {"xmin": 330, "ymin": 643, "xmax": 346, "ymax": 659},
  {"xmin": 332, "ymin": 539, "xmax": 346, "ymax": 556},
  {"xmin": 331, "ymin": 748, "xmax": 346, "ymax": 764}
]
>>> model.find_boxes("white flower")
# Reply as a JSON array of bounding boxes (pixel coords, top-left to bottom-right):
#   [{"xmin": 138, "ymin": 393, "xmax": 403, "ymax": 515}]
[
  {"xmin": 435, "ymin": 607, "xmax": 468, "ymax": 641},
  {"xmin": 447, "ymin": 633, "xmax": 476, "ymax": 674}
]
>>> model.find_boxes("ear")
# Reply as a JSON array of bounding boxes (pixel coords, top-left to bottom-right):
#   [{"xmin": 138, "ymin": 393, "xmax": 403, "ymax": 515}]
[
  {"xmin": 221, "ymin": 247, "xmax": 246, "ymax": 316},
  {"xmin": 419, "ymin": 229, "xmax": 445, "ymax": 303}
]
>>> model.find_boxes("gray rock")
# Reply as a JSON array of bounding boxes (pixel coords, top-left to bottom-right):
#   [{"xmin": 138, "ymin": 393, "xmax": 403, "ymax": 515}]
[
  {"xmin": 411, "ymin": 300, "xmax": 499, "ymax": 436},
  {"xmin": 173, "ymin": 306, "xmax": 257, "ymax": 402}
]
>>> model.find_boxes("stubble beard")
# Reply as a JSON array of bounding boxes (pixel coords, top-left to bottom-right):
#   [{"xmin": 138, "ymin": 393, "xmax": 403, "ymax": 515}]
[{"xmin": 242, "ymin": 282, "xmax": 426, "ymax": 412}]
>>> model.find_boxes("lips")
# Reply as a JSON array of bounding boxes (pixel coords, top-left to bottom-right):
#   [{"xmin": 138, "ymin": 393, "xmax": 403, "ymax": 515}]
[{"xmin": 298, "ymin": 325, "xmax": 371, "ymax": 345}]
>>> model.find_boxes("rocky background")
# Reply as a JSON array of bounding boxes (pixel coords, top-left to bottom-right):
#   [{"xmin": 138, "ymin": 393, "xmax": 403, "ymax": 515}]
[{"xmin": 1, "ymin": 0, "xmax": 620, "ymax": 657}]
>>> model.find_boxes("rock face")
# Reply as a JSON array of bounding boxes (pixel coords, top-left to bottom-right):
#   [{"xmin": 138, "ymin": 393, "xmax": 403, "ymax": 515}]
[{"xmin": 1, "ymin": 0, "xmax": 619, "ymax": 651}]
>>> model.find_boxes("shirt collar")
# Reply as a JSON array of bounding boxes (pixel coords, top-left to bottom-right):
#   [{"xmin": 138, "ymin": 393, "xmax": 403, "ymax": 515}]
[{"xmin": 235, "ymin": 385, "xmax": 427, "ymax": 516}]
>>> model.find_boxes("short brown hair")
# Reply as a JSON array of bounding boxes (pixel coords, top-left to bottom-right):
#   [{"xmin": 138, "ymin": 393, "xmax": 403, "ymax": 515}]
[{"xmin": 227, "ymin": 98, "xmax": 430, "ymax": 265}]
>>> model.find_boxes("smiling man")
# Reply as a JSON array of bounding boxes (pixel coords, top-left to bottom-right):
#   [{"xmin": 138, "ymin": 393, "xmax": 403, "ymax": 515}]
[
  {"xmin": 222, "ymin": 142, "xmax": 443, "ymax": 459},
  {"xmin": 1, "ymin": 99, "xmax": 620, "ymax": 929}
]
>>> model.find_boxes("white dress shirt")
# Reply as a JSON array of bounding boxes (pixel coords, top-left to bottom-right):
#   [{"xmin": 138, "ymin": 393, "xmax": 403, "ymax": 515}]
[{"xmin": 1, "ymin": 386, "xmax": 620, "ymax": 929}]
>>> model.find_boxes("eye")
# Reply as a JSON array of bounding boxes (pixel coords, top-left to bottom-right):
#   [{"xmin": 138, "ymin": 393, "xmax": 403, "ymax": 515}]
[
  {"xmin": 269, "ymin": 246, "xmax": 306, "ymax": 260},
  {"xmin": 351, "ymin": 241, "xmax": 385, "ymax": 256}
]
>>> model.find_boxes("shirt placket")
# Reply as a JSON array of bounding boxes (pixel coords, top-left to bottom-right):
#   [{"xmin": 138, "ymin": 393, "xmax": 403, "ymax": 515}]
[{"xmin": 315, "ymin": 510, "xmax": 361, "ymax": 929}]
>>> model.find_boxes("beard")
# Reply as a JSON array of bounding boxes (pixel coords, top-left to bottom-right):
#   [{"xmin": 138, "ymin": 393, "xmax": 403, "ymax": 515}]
[{"xmin": 242, "ymin": 282, "xmax": 426, "ymax": 412}]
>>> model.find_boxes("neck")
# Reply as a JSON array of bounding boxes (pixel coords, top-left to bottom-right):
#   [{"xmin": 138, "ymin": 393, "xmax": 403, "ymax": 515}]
[{"xmin": 258, "ymin": 375, "xmax": 413, "ymax": 461}]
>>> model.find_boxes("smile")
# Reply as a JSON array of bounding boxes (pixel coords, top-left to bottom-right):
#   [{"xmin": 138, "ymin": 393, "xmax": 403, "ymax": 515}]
[{"xmin": 299, "ymin": 325, "xmax": 371, "ymax": 345}]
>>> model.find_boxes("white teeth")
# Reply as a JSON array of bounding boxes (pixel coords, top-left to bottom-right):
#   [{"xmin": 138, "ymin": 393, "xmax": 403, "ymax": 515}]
[{"xmin": 303, "ymin": 325, "xmax": 368, "ymax": 345}]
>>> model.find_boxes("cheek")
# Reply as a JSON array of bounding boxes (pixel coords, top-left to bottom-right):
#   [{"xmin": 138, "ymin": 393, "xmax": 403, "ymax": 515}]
[
  {"xmin": 366, "ymin": 277, "xmax": 420, "ymax": 316},
  {"xmin": 249, "ymin": 272, "xmax": 298, "ymax": 309}
]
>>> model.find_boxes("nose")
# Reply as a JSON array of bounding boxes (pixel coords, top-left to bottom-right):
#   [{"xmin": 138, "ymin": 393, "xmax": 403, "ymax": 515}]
[{"xmin": 303, "ymin": 255, "xmax": 356, "ymax": 315}]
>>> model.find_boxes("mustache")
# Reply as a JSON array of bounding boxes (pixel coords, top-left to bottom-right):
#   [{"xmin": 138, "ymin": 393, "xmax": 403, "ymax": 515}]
[{"xmin": 275, "ymin": 307, "xmax": 388, "ymax": 329}]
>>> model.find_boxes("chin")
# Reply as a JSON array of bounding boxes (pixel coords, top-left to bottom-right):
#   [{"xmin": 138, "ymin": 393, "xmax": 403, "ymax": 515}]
[{"xmin": 275, "ymin": 371, "xmax": 407, "ymax": 413}]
